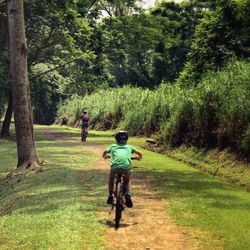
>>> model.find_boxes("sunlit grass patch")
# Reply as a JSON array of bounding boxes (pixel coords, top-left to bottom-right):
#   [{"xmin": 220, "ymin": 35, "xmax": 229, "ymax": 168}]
[
  {"xmin": 165, "ymin": 145, "xmax": 250, "ymax": 186},
  {"xmin": 0, "ymin": 126, "xmax": 107, "ymax": 250},
  {"xmin": 136, "ymin": 149, "xmax": 250, "ymax": 250},
  {"xmin": 1, "ymin": 126, "xmax": 250, "ymax": 249}
]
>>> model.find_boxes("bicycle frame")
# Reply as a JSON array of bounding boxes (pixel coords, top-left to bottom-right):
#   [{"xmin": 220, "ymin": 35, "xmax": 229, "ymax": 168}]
[{"xmin": 107, "ymin": 157, "xmax": 137, "ymax": 228}]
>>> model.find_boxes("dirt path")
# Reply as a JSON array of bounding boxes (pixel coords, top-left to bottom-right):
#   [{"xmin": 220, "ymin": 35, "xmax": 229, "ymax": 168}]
[{"xmin": 45, "ymin": 131, "xmax": 199, "ymax": 250}]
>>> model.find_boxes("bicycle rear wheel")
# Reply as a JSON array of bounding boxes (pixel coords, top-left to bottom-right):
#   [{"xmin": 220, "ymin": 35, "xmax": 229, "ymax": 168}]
[{"xmin": 115, "ymin": 182, "xmax": 123, "ymax": 228}]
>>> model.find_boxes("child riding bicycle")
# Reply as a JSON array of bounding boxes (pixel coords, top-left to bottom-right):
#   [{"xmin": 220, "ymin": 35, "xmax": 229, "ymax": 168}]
[
  {"xmin": 102, "ymin": 131, "xmax": 142, "ymax": 208},
  {"xmin": 79, "ymin": 111, "xmax": 90, "ymax": 141}
]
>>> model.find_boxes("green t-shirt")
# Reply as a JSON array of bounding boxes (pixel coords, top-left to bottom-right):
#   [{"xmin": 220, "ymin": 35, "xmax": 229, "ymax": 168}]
[{"xmin": 107, "ymin": 144, "xmax": 136, "ymax": 170}]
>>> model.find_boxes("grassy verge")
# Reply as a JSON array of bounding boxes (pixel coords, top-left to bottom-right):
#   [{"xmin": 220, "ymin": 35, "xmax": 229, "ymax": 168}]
[
  {"xmin": 133, "ymin": 149, "xmax": 250, "ymax": 250},
  {"xmin": 1, "ymin": 126, "xmax": 250, "ymax": 249},
  {"xmin": 75, "ymin": 128, "xmax": 250, "ymax": 249},
  {"xmin": 164, "ymin": 145, "xmax": 250, "ymax": 187},
  {"xmin": 0, "ymin": 125, "xmax": 107, "ymax": 249}
]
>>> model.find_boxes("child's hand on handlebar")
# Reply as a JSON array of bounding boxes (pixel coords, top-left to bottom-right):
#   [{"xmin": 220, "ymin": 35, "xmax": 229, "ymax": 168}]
[
  {"xmin": 135, "ymin": 155, "xmax": 141, "ymax": 161},
  {"xmin": 102, "ymin": 150, "xmax": 110, "ymax": 159},
  {"xmin": 132, "ymin": 155, "xmax": 142, "ymax": 161},
  {"xmin": 134, "ymin": 150, "xmax": 142, "ymax": 161}
]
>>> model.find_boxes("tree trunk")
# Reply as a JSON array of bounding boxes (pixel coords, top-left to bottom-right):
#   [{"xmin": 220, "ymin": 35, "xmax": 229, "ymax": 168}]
[
  {"xmin": 1, "ymin": 92, "xmax": 12, "ymax": 137},
  {"xmin": 7, "ymin": 0, "xmax": 39, "ymax": 168}
]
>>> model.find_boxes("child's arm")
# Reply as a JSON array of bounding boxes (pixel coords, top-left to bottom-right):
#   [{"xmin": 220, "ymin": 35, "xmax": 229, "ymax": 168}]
[
  {"xmin": 134, "ymin": 150, "xmax": 142, "ymax": 161},
  {"xmin": 102, "ymin": 150, "xmax": 109, "ymax": 159}
]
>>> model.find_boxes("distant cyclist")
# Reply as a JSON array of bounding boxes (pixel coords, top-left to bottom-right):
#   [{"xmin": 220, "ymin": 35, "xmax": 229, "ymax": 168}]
[
  {"xmin": 102, "ymin": 130, "xmax": 142, "ymax": 208},
  {"xmin": 80, "ymin": 111, "xmax": 90, "ymax": 136}
]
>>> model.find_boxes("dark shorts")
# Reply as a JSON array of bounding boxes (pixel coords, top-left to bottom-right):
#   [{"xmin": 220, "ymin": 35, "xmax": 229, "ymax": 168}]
[
  {"xmin": 110, "ymin": 168, "xmax": 131, "ymax": 178},
  {"xmin": 81, "ymin": 122, "xmax": 89, "ymax": 128},
  {"xmin": 109, "ymin": 168, "xmax": 131, "ymax": 193}
]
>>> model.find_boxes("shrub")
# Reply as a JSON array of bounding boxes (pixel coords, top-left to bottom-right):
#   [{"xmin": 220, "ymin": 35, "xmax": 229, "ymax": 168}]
[
  {"xmin": 57, "ymin": 60, "xmax": 250, "ymax": 158},
  {"xmin": 240, "ymin": 126, "xmax": 250, "ymax": 159}
]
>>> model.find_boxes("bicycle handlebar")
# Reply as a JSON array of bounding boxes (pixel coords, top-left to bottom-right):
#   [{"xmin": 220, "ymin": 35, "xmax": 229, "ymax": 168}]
[{"xmin": 106, "ymin": 155, "xmax": 138, "ymax": 160}]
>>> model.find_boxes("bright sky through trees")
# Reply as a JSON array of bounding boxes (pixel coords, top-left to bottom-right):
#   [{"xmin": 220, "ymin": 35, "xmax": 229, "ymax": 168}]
[{"xmin": 142, "ymin": 0, "xmax": 183, "ymax": 9}]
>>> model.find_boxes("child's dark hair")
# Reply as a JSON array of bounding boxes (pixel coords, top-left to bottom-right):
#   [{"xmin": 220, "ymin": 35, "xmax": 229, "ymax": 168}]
[{"xmin": 115, "ymin": 130, "xmax": 128, "ymax": 143}]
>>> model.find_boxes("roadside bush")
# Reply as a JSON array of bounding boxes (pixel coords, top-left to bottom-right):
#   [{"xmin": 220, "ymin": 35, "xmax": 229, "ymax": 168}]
[
  {"xmin": 240, "ymin": 126, "xmax": 250, "ymax": 159},
  {"xmin": 58, "ymin": 60, "xmax": 250, "ymax": 158},
  {"xmin": 204, "ymin": 61, "xmax": 250, "ymax": 152},
  {"xmin": 177, "ymin": 60, "xmax": 250, "ymax": 154},
  {"xmin": 168, "ymin": 97, "xmax": 195, "ymax": 147}
]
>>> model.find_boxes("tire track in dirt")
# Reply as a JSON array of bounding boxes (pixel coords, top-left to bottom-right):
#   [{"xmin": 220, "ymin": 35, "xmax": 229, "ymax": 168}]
[{"xmin": 45, "ymin": 131, "xmax": 199, "ymax": 250}]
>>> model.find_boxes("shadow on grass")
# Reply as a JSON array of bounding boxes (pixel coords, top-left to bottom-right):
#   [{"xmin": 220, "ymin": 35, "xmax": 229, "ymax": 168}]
[
  {"xmin": 0, "ymin": 135, "xmax": 16, "ymax": 142},
  {"xmin": 105, "ymin": 220, "xmax": 131, "ymax": 229},
  {"xmin": 88, "ymin": 133, "xmax": 114, "ymax": 138},
  {"xmin": 34, "ymin": 131, "xmax": 113, "ymax": 144},
  {"xmin": 133, "ymin": 168, "xmax": 250, "ymax": 211},
  {"xmin": 1, "ymin": 163, "xmax": 249, "ymax": 219},
  {"xmin": 0, "ymin": 167, "xmax": 108, "ymax": 216},
  {"xmin": 35, "ymin": 136, "xmax": 107, "ymax": 152}
]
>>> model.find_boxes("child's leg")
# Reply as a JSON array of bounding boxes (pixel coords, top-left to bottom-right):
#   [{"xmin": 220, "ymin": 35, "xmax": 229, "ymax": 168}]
[
  {"xmin": 81, "ymin": 126, "xmax": 85, "ymax": 135},
  {"xmin": 107, "ymin": 170, "xmax": 115, "ymax": 204},
  {"xmin": 123, "ymin": 170, "xmax": 133, "ymax": 208},
  {"xmin": 85, "ymin": 124, "xmax": 88, "ymax": 133},
  {"xmin": 122, "ymin": 170, "xmax": 131, "ymax": 195},
  {"xmin": 81, "ymin": 127, "xmax": 84, "ymax": 141},
  {"xmin": 108, "ymin": 170, "xmax": 115, "ymax": 195},
  {"xmin": 83, "ymin": 123, "xmax": 88, "ymax": 133}
]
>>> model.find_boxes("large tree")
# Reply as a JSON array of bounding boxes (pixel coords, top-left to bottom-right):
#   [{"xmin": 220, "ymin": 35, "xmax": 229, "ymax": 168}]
[
  {"xmin": 0, "ymin": 1, "xmax": 9, "ymax": 132},
  {"xmin": 178, "ymin": 0, "xmax": 250, "ymax": 86},
  {"xmin": 7, "ymin": 0, "xmax": 39, "ymax": 168},
  {"xmin": 98, "ymin": 1, "xmax": 202, "ymax": 88}
]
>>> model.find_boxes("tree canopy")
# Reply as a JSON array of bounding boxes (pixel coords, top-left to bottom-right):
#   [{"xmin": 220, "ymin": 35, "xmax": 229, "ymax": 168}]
[{"xmin": 0, "ymin": 0, "xmax": 249, "ymax": 126}]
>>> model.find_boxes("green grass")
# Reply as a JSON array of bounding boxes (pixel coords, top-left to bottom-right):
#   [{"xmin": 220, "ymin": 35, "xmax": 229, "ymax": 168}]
[
  {"xmin": 0, "ymin": 125, "xmax": 107, "ymax": 250},
  {"xmin": 1, "ymin": 125, "xmax": 250, "ymax": 249},
  {"xmin": 134, "ymin": 149, "xmax": 250, "ymax": 250},
  {"xmin": 164, "ymin": 145, "xmax": 250, "ymax": 186},
  {"xmin": 0, "ymin": 138, "xmax": 17, "ymax": 178}
]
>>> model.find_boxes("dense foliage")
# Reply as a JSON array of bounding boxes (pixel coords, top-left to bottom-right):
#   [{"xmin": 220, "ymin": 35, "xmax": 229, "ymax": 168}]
[
  {"xmin": 99, "ymin": 1, "xmax": 202, "ymax": 87},
  {"xmin": 178, "ymin": 0, "xmax": 250, "ymax": 85},
  {"xmin": 1, "ymin": 0, "xmax": 250, "ymax": 158},
  {"xmin": 1, "ymin": 0, "xmax": 203, "ymax": 125},
  {"xmin": 58, "ymin": 60, "xmax": 250, "ymax": 158}
]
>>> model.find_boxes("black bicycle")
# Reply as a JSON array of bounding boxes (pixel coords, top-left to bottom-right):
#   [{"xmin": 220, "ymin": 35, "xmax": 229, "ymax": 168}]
[
  {"xmin": 111, "ymin": 172, "xmax": 125, "ymax": 228},
  {"xmin": 109, "ymin": 157, "xmax": 136, "ymax": 228}
]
